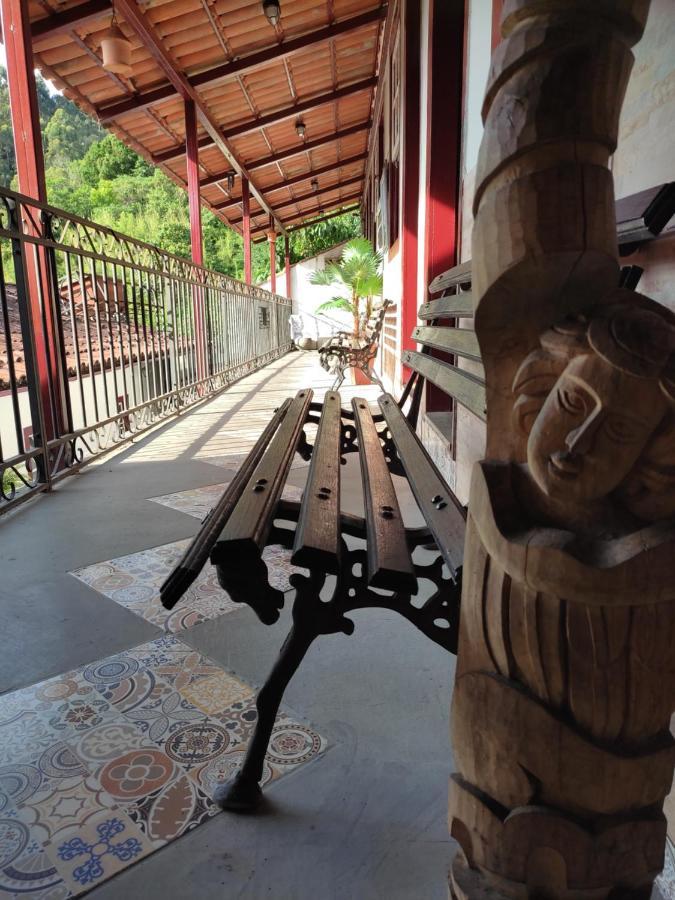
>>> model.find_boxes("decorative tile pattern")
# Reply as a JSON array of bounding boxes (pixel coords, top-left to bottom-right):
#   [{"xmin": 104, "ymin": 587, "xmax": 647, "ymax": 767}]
[
  {"xmin": 204, "ymin": 453, "xmax": 309, "ymax": 473},
  {"xmin": 0, "ymin": 636, "xmax": 326, "ymax": 897},
  {"xmin": 71, "ymin": 527, "xmax": 305, "ymax": 634},
  {"xmin": 657, "ymin": 838, "xmax": 675, "ymax": 898},
  {"xmin": 149, "ymin": 481, "xmax": 304, "ymax": 522}
]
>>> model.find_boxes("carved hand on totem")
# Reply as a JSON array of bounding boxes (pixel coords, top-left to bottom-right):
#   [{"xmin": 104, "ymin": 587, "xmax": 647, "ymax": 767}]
[{"xmin": 512, "ymin": 291, "xmax": 675, "ymax": 522}]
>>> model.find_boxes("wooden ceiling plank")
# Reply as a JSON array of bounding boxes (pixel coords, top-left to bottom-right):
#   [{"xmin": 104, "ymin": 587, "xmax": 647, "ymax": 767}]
[
  {"xmin": 112, "ymin": 0, "xmax": 287, "ymax": 233},
  {"xmin": 95, "ymin": 7, "xmax": 386, "ymax": 122}
]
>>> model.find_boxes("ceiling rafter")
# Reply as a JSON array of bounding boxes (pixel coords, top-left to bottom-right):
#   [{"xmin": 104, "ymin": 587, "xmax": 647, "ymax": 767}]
[
  {"xmin": 214, "ymin": 151, "xmax": 367, "ymax": 210},
  {"xmin": 111, "ymin": 0, "xmax": 286, "ymax": 233},
  {"xmin": 251, "ymin": 201, "xmax": 360, "ymax": 241},
  {"xmin": 95, "ymin": 7, "xmax": 386, "ymax": 123},
  {"xmin": 31, "ymin": 0, "xmax": 111, "ymax": 41},
  {"xmin": 222, "ymin": 77, "xmax": 376, "ymax": 140},
  {"xmin": 230, "ymin": 175, "xmax": 363, "ymax": 224},
  {"xmin": 197, "ymin": 121, "xmax": 370, "ymax": 184}
]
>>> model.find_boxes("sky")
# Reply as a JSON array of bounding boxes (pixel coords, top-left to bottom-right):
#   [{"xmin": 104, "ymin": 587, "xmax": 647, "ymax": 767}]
[{"xmin": 0, "ymin": 42, "xmax": 62, "ymax": 95}]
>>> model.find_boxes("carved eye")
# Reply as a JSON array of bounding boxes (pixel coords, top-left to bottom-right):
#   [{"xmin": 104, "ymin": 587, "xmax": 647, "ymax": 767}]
[
  {"xmin": 557, "ymin": 386, "xmax": 586, "ymax": 415},
  {"xmin": 605, "ymin": 416, "xmax": 641, "ymax": 444}
]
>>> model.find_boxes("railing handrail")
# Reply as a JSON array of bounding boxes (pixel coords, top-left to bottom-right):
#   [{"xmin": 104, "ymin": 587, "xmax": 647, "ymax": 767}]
[{"xmin": 0, "ymin": 184, "xmax": 288, "ymax": 304}]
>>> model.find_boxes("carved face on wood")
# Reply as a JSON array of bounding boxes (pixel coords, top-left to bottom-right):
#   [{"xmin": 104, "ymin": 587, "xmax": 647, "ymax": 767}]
[
  {"xmin": 513, "ymin": 295, "xmax": 675, "ymax": 520},
  {"xmin": 527, "ymin": 353, "xmax": 667, "ymax": 502}
]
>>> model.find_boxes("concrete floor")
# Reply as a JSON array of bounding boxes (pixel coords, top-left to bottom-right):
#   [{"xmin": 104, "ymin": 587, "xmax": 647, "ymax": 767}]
[{"xmin": 0, "ymin": 352, "xmax": 457, "ymax": 900}]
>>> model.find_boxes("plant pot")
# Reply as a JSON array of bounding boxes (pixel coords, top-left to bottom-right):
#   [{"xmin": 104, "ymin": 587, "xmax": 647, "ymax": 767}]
[{"xmin": 353, "ymin": 366, "xmax": 372, "ymax": 385}]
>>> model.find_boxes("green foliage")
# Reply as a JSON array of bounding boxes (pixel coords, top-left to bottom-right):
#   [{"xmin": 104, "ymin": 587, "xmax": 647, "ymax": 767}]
[
  {"xmin": 0, "ymin": 65, "xmax": 362, "ymax": 281},
  {"xmin": 311, "ymin": 237, "xmax": 383, "ymax": 337}
]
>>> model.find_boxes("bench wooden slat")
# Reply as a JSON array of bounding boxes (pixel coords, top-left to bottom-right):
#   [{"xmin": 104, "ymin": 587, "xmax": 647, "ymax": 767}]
[
  {"xmin": 418, "ymin": 293, "xmax": 474, "ymax": 319},
  {"xmin": 212, "ymin": 389, "xmax": 313, "ymax": 563},
  {"xmin": 378, "ymin": 395, "xmax": 466, "ymax": 575},
  {"xmin": 404, "ymin": 350, "xmax": 486, "ymax": 420},
  {"xmin": 292, "ymin": 391, "xmax": 342, "ymax": 573},
  {"xmin": 413, "ymin": 325, "xmax": 481, "ymax": 361},
  {"xmin": 428, "ymin": 260, "xmax": 472, "ymax": 294},
  {"xmin": 351, "ymin": 397, "xmax": 416, "ymax": 592},
  {"xmin": 160, "ymin": 398, "xmax": 293, "ymax": 610}
]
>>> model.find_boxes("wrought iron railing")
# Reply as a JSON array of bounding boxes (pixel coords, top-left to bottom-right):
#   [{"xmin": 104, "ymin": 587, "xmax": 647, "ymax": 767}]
[{"xmin": 0, "ymin": 186, "xmax": 292, "ymax": 515}]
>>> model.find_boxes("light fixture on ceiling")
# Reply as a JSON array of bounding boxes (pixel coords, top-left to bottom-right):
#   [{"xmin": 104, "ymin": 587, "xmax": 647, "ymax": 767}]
[
  {"xmin": 262, "ymin": 0, "xmax": 281, "ymax": 27},
  {"xmin": 311, "ymin": 178, "xmax": 319, "ymax": 192},
  {"xmin": 295, "ymin": 119, "xmax": 306, "ymax": 140},
  {"xmin": 101, "ymin": 5, "xmax": 132, "ymax": 77},
  {"xmin": 226, "ymin": 171, "xmax": 235, "ymax": 192}
]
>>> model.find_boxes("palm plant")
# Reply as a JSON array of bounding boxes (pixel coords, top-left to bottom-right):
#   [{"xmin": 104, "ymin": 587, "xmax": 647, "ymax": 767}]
[{"xmin": 310, "ymin": 237, "xmax": 383, "ymax": 338}]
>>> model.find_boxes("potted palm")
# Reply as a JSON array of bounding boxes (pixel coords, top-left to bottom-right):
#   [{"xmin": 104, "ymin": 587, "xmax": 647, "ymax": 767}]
[{"xmin": 310, "ymin": 237, "xmax": 384, "ymax": 340}]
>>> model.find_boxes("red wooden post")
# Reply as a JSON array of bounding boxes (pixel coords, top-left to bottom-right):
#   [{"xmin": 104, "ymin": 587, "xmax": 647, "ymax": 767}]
[
  {"xmin": 1, "ymin": 0, "xmax": 65, "ymax": 440},
  {"xmin": 185, "ymin": 98, "xmax": 206, "ymax": 378},
  {"xmin": 242, "ymin": 177, "xmax": 252, "ymax": 283},
  {"xmin": 284, "ymin": 236, "xmax": 292, "ymax": 299},
  {"xmin": 422, "ymin": 0, "xmax": 466, "ymax": 412},
  {"xmin": 400, "ymin": 0, "xmax": 421, "ymax": 382},
  {"xmin": 491, "ymin": 0, "xmax": 504, "ymax": 49},
  {"xmin": 268, "ymin": 227, "xmax": 277, "ymax": 294}
]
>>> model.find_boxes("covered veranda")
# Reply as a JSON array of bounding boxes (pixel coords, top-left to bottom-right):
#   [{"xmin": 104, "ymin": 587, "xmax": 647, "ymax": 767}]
[{"xmin": 0, "ymin": 352, "xmax": 453, "ymax": 898}]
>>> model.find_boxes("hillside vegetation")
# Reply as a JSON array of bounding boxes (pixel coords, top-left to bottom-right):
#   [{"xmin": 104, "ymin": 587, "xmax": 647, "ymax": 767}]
[{"xmin": 0, "ymin": 66, "xmax": 361, "ymax": 283}]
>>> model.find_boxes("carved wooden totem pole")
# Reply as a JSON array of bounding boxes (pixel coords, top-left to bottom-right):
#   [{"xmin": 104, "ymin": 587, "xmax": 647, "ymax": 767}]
[{"xmin": 449, "ymin": 1, "xmax": 675, "ymax": 897}]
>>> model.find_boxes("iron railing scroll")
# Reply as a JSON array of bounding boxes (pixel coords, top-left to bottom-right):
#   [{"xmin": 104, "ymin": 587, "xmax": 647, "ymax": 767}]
[{"xmin": 0, "ymin": 186, "xmax": 292, "ymax": 515}]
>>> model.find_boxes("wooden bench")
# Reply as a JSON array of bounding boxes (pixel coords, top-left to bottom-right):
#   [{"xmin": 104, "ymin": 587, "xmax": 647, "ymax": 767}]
[
  {"xmin": 160, "ymin": 265, "xmax": 470, "ymax": 812},
  {"xmin": 317, "ymin": 299, "xmax": 392, "ymax": 390}
]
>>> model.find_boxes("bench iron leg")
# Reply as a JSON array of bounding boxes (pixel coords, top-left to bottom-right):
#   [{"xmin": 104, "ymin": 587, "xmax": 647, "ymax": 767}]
[{"xmin": 214, "ymin": 623, "xmax": 316, "ymax": 812}]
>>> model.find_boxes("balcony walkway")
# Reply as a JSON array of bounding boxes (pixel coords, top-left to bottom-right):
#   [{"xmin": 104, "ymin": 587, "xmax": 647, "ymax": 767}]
[{"xmin": 0, "ymin": 350, "xmax": 455, "ymax": 900}]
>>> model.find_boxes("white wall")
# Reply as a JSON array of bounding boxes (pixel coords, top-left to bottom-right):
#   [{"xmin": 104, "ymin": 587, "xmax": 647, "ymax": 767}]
[{"xmin": 260, "ymin": 243, "xmax": 353, "ymax": 341}]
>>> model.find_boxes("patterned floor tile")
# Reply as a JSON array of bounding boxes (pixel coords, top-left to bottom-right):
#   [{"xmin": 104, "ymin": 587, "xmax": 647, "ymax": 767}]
[
  {"xmin": 204, "ymin": 453, "xmax": 309, "ymax": 473},
  {"xmin": 71, "ymin": 533, "xmax": 301, "ymax": 634},
  {"xmin": 0, "ymin": 636, "xmax": 326, "ymax": 897},
  {"xmin": 657, "ymin": 838, "xmax": 675, "ymax": 898},
  {"xmin": 149, "ymin": 481, "xmax": 304, "ymax": 521}
]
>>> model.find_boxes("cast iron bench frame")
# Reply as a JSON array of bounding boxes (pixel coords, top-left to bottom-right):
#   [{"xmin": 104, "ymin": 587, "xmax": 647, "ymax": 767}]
[
  {"xmin": 160, "ymin": 264, "xmax": 473, "ymax": 811},
  {"xmin": 318, "ymin": 299, "xmax": 392, "ymax": 390}
]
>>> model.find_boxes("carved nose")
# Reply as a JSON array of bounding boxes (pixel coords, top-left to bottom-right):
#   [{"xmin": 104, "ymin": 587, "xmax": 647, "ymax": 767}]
[{"xmin": 565, "ymin": 409, "xmax": 603, "ymax": 455}]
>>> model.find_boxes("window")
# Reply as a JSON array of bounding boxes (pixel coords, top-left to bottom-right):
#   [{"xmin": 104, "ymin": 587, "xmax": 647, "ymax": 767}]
[{"xmin": 258, "ymin": 305, "xmax": 270, "ymax": 328}]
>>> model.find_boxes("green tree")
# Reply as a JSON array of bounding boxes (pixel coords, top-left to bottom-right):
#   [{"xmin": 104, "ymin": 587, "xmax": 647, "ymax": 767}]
[
  {"xmin": 80, "ymin": 134, "xmax": 151, "ymax": 186},
  {"xmin": 44, "ymin": 106, "xmax": 103, "ymax": 170},
  {"xmin": 310, "ymin": 237, "xmax": 383, "ymax": 337}
]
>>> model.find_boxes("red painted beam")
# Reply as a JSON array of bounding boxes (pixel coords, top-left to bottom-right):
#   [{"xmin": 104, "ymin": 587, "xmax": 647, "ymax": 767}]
[
  {"xmin": 229, "ymin": 175, "xmax": 364, "ymax": 224},
  {"xmin": 223, "ymin": 78, "xmax": 377, "ymax": 140},
  {"xmin": 31, "ymin": 0, "xmax": 111, "ymax": 41},
  {"xmin": 185, "ymin": 100, "xmax": 203, "ymax": 265},
  {"xmin": 251, "ymin": 197, "xmax": 361, "ymax": 238},
  {"xmin": 211, "ymin": 151, "xmax": 367, "ymax": 204},
  {"xmin": 1, "ymin": 0, "xmax": 66, "ymax": 440},
  {"xmin": 153, "ymin": 135, "xmax": 213, "ymax": 165},
  {"xmin": 268, "ymin": 227, "xmax": 277, "ymax": 295},
  {"xmin": 113, "ymin": 0, "xmax": 285, "ymax": 233},
  {"xmin": 400, "ymin": 0, "xmax": 421, "ymax": 381},
  {"xmin": 491, "ymin": 0, "xmax": 504, "ymax": 49},
  {"xmin": 97, "ymin": 8, "xmax": 386, "ymax": 123},
  {"xmin": 247, "ymin": 122, "xmax": 371, "ymax": 173},
  {"xmin": 285, "ymin": 236, "xmax": 292, "ymax": 300},
  {"xmin": 242, "ymin": 177, "xmax": 252, "ymax": 284},
  {"xmin": 424, "ymin": 0, "xmax": 465, "ymax": 412},
  {"xmin": 185, "ymin": 99, "xmax": 206, "ymax": 378}
]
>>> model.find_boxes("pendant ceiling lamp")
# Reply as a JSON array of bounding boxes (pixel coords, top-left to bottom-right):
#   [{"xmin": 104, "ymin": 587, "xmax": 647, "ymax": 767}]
[
  {"xmin": 101, "ymin": 5, "xmax": 132, "ymax": 77},
  {"xmin": 263, "ymin": 0, "xmax": 281, "ymax": 26}
]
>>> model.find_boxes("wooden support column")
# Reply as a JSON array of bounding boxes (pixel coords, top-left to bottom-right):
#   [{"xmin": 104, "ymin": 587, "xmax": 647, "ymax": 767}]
[
  {"xmin": 448, "ymin": 4, "xmax": 675, "ymax": 898},
  {"xmin": 400, "ymin": 0, "xmax": 421, "ymax": 381},
  {"xmin": 0, "ymin": 0, "xmax": 65, "ymax": 441},
  {"xmin": 423, "ymin": 0, "xmax": 465, "ymax": 413},
  {"xmin": 268, "ymin": 225, "xmax": 277, "ymax": 294},
  {"xmin": 242, "ymin": 177, "xmax": 252, "ymax": 284},
  {"xmin": 185, "ymin": 99, "xmax": 206, "ymax": 378},
  {"xmin": 284, "ymin": 236, "xmax": 292, "ymax": 300}
]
